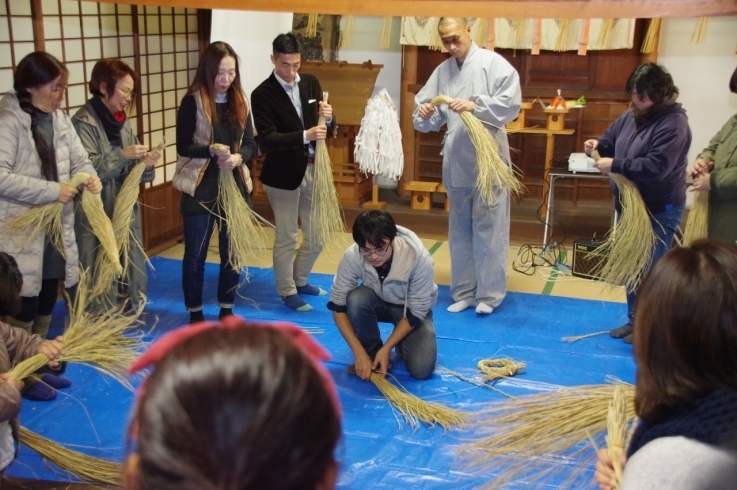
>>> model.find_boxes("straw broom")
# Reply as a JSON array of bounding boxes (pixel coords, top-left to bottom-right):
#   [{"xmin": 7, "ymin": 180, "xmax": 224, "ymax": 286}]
[
  {"xmin": 3, "ymin": 173, "xmax": 90, "ymax": 256},
  {"xmin": 590, "ymin": 151, "xmax": 656, "ymax": 291},
  {"xmin": 370, "ymin": 373, "xmax": 469, "ymax": 430},
  {"xmin": 10, "ymin": 269, "xmax": 145, "ymax": 390},
  {"xmin": 606, "ymin": 385, "xmax": 628, "ymax": 489},
  {"xmin": 682, "ymin": 190, "xmax": 709, "ymax": 246},
  {"xmin": 430, "ymin": 95, "xmax": 523, "ymax": 206},
  {"xmin": 459, "ymin": 383, "xmax": 637, "ymax": 488},
  {"xmin": 20, "ymin": 427, "xmax": 122, "ymax": 486},
  {"xmin": 310, "ymin": 92, "xmax": 345, "ymax": 247}
]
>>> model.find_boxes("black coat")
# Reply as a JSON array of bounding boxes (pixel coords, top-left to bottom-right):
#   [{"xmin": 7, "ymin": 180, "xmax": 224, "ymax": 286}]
[{"xmin": 251, "ymin": 72, "xmax": 332, "ymax": 190}]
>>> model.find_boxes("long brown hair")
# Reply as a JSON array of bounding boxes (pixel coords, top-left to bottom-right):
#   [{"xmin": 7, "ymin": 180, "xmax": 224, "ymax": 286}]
[
  {"xmin": 188, "ymin": 41, "xmax": 248, "ymax": 133},
  {"xmin": 633, "ymin": 240, "xmax": 737, "ymax": 425},
  {"xmin": 129, "ymin": 324, "xmax": 341, "ymax": 490},
  {"xmin": 13, "ymin": 52, "xmax": 68, "ymax": 181}
]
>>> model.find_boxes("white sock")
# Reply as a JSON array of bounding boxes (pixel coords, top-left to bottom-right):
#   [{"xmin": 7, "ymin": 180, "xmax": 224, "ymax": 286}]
[
  {"xmin": 476, "ymin": 302, "xmax": 494, "ymax": 315},
  {"xmin": 447, "ymin": 299, "xmax": 475, "ymax": 313}
]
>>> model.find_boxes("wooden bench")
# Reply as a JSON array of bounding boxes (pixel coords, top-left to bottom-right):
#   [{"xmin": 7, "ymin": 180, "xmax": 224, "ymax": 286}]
[{"xmin": 403, "ymin": 181, "xmax": 439, "ymax": 211}]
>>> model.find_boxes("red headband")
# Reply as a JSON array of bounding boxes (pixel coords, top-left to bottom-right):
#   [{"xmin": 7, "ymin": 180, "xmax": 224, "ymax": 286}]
[{"xmin": 128, "ymin": 315, "xmax": 341, "ymax": 413}]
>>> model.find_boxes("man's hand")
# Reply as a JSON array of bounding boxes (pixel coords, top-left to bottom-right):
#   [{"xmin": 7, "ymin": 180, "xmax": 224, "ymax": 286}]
[
  {"xmin": 689, "ymin": 158, "xmax": 714, "ymax": 178},
  {"xmin": 121, "ymin": 144, "xmax": 149, "ymax": 160},
  {"xmin": 0, "ymin": 373, "xmax": 24, "ymax": 391},
  {"xmin": 355, "ymin": 351, "xmax": 374, "ymax": 380},
  {"xmin": 318, "ymin": 101, "xmax": 333, "ymax": 120},
  {"xmin": 584, "ymin": 139, "xmax": 599, "ymax": 156},
  {"xmin": 691, "ymin": 171, "xmax": 711, "ymax": 191},
  {"xmin": 448, "ymin": 98, "xmax": 476, "ymax": 113},
  {"xmin": 84, "ymin": 175, "xmax": 102, "ymax": 194},
  {"xmin": 418, "ymin": 103, "xmax": 436, "ymax": 120},
  {"xmin": 595, "ymin": 157, "xmax": 613, "ymax": 175},
  {"xmin": 37, "ymin": 336, "xmax": 65, "ymax": 369},
  {"xmin": 306, "ymin": 125, "xmax": 328, "ymax": 141},
  {"xmin": 57, "ymin": 182, "xmax": 79, "ymax": 203},
  {"xmin": 371, "ymin": 346, "xmax": 391, "ymax": 378}
]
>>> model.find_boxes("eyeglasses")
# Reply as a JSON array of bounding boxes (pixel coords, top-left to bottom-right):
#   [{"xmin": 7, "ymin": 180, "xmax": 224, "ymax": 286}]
[
  {"xmin": 359, "ymin": 242, "xmax": 391, "ymax": 257},
  {"xmin": 116, "ymin": 86, "xmax": 135, "ymax": 100}
]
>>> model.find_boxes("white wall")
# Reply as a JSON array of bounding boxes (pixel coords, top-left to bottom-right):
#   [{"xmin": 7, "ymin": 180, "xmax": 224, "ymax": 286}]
[{"xmin": 658, "ymin": 16, "xmax": 737, "ymax": 165}]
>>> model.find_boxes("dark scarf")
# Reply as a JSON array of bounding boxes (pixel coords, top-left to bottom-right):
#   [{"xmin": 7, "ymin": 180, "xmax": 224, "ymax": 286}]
[
  {"xmin": 629, "ymin": 93, "xmax": 678, "ymax": 126},
  {"xmin": 627, "ymin": 389, "xmax": 737, "ymax": 458},
  {"xmin": 90, "ymin": 95, "xmax": 125, "ymax": 148}
]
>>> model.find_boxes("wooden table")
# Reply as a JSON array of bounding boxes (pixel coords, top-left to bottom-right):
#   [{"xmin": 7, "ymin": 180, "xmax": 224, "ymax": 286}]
[{"xmin": 510, "ymin": 127, "xmax": 576, "ymax": 218}]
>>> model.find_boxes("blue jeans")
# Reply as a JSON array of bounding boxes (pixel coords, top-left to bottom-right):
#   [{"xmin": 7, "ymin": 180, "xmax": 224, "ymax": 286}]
[
  {"xmin": 346, "ymin": 286, "xmax": 437, "ymax": 379},
  {"xmin": 626, "ymin": 203, "xmax": 685, "ymax": 322},
  {"xmin": 182, "ymin": 213, "xmax": 240, "ymax": 311}
]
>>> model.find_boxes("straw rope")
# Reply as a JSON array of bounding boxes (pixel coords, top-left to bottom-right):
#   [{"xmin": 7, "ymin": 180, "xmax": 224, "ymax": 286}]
[
  {"xmin": 477, "ymin": 358, "xmax": 525, "ymax": 382},
  {"xmin": 606, "ymin": 385, "xmax": 628, "ymax": 489},
  {"xmin": 459, "ymin": 383, "xmax": 637, "ymax": 488},
  {"xmin": 554, "ymin": 19, "xmax": 572, "ymax": 51},
  {"xmin": 561, "ymin": 330, "xmax": 609, "ymax": 342},
  {"xmin": 3, "ymin": 173, "xmax": 90, "ymax": 256},
  {"xmin": 20, "ymin": 427, "xmax": 122, "ymax": 485},
  {"xmin": 640, "ymin": 18, "xmax": 661, "ymax": 53},
  {"xmin": 310, "ymin": 92, "xmax": 345, "ymax": 247},
  {"xmin": 380, "ymin": 16, "xmax": 393, "ymax": 49},
  {"xmin": 340, "ymin": 15, "xmax": 354, "ymax": 48},
  {"xmin": 370, "ymin": 373, "xmax": 469, "ymax": 430},
  {"xmin": 691, "ymin": 17, "xmax": 709, "ymax": 44},
  {"xmin": 473, "ymin": 18, "xmax": 488, "ymax": 47},
  {"xmin": 598, "ymin": 19, "xmax": 615, "ymax": 47},
  {"xmin": 10, "ymin": 269, "xmax": 145, "ymax": 390},
  {"xmin": 430, "ymin": 95, "xmax": 523, "ymax": 205},
  {"xmin": 682, "ymin": 190, "xmax": 709, "ymax": 246},
  {"xmin": 305, "ymin": 14, "xmax": 318, "ymax": 38}
]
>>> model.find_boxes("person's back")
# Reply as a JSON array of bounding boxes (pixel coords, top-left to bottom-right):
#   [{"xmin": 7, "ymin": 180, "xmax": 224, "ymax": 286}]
[{"xmin": 125, "ymin": 316, "xmax": 341, "ymax": 490}]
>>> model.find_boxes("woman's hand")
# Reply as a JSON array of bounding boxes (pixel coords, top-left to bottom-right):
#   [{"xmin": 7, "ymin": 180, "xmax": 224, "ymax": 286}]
[
  {"xmin": 37, "ymin": 336, "xmax": 65, "ymax": 369},
  {"xmin": 142, "ymin": 149, "xmax": 161, "ymax": 169},
  {"xmin": 584, "ymin": 139, "xmax": 599, "ymax": 155},
  {"xmin": 121, "ymin": 145, "xmax": 149, "ymax": 160},
  {"xmin": 216, "ymin": 153, "xmax": 243, "ymax": 171},
  {"xmin": 57, "ymin": 182, "xmax": 79, "ymax": 203},
  {"xmin": 688, "ymin": 158, "xmax": 714, "ymax": 178},
  {"xmin": 594, "ymin": 448, "xmax": 626, "ymax": 490},
  {"xmin": 595, "ymin": 157, "xmax": 613, "ymax": 175},
  {"xmin": 0, "ymin": 373, "xmax": 24, "ymax": 391},
  {"xmin": 691, "ymin": 171, "xmax": 711, "ymax": 191},
  {"xmin": 84, "ymin": 175, "xmax": 103, "ymax": 194}
]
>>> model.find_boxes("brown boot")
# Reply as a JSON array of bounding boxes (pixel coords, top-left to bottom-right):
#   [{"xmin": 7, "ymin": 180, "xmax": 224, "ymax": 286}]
[
  {"xmin": 4, "ymin": 316, "xmax": 33, "ymax": 334},
  {"xmin": 32, "ymin": 314, "xmax": 53, "ymax": 339}
]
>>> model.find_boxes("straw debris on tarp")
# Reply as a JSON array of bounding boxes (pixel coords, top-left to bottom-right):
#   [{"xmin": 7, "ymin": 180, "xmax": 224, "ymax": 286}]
[
  {"xmin": 20, "ymin": 427, "xmax": 122, "ymax": 486},
  {"xmin": 458, "ymin": 383, "xmax": 637, "ymax": 489},
  {"xmin": 10, "ymin": 269, "xmax": 146, "ymax": 390},
  {"xmin": 3, "ymin": 172, "xmax": 90, "ymax": 256},
  {"xmin": 370, "ymin": 372, "xmax": 469, "ymax": 431},
  {"xmin": 589, "ymin": 151, "xmax": 656, "ymax": 292},
  {"xmin": 682, "ymin": 190, "xmax": 709, "ymax": 246},
  {"xmin": 430, "ymin": 95, "xmax": 523, "ymax": 205},
  {"xmin": 310, "ymin": 92, "xmax": 345, "ymax": 247}
]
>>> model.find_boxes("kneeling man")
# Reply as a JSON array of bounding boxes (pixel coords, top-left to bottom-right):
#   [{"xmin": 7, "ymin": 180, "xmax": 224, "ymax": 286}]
[{"xmin": 328, "ymin": 211, "xmax": 437, "ymax": 380}]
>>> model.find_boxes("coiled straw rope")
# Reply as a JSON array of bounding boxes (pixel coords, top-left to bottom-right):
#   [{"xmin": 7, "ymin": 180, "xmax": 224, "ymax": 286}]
[
  {"xmin": 430, "ymin": 95, "xmax": 523, "ymax": 205},
  {"xmin": 310, "ymin": 92, "xmax": 345, "ymax": 247}
]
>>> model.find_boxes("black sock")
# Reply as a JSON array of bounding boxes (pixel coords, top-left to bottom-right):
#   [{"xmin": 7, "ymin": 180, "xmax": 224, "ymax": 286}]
[
  {"xmin": 219, "ymin": 308, "xmax": 233, "ymax": 320},
  {"xmin": 189, "ymin": 310, "xmax": 205, "ymax": 323}
]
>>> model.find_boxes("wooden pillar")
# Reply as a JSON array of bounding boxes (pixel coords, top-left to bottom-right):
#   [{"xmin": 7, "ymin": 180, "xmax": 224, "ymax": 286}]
[{"xmin": 399, "ymin": 45, "xmax": 418, "ymax": 198}]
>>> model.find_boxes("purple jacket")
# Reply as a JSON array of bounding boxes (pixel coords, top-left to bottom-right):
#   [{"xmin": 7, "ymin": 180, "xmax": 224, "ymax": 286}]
[{"xmin": 597, "ymin": 103, "xmax": 691, "ymax": 215}]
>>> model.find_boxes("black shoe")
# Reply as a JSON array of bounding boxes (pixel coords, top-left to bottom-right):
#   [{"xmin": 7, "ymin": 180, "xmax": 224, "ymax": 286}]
[
  {"xmin": 189, "ymin": 310, "xmax": 205, "ymax": 324},
  {"xmin": 218, "ymin": 308, "xmax": 233, "ymax": 320},
  {"xmin": 610, "ymin": 323, "xmax": 633, "ymax": 339},
  {"xmin": 623, "ymin": 333, "xmax": 633, "ymax": 344}
]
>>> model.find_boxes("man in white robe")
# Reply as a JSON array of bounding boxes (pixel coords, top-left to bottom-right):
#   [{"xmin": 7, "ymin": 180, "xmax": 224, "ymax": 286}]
[{"xmin": 413, "ymin": 17, "xmax": 521, "ymax": 315}]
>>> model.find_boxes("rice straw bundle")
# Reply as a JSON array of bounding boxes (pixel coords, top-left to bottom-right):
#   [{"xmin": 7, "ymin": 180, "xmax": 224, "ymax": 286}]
[
  {"xmin": 340, "ymin": 15, "xmax": 354, "ymax": 48},
  {"xmin": 20, "ymin": 427, "xmax": 122, "ymax": 485},
  {"xmin": 354, "ymin": 89, "xmax": 404, "ymax": 181},
  {"xmin": 691, "ymin": 17, "xmax": 708, "ymax": 44},
  {"xmin": 3, "ymin": 172, "xmax": 90, "ymax": 256},
  {"xmin": 309, "ymin": 92, "xmax": 345, "ymax": 247},
  {"xmin": 430, "ymin": 95, "xmax": 523, "ymax": 205},
  {"xmin": 380, "ymin": 16, "xmax": 393, "ymax": 49},
  {"xmin": 216, "ymin": 169, "xmax": 267, "ymax": 271},
  {"xmin": 598, "ymin": 19, "xmax": 615, "ymax": 47},
  {"xmin": 682, "ymin": 190, "xmax": 709, "ymax": 246},
  {"xmin": 473, "ymin": 18, "xmax": 488, "ymax": 47},
  {"xmin": 428, "ymin": 19, "xmax": 443, "ymax": 51},
  {"xmin": 512, "ymin": 18, "xmax": 526, "ymax": 45},
  {"xmin": 477, "ymin": 358, "xmax": 525, "ymax": 382},
  {"xmin": 370, "ymin": 373, "xmax": 469, "ymax": 430},
  {"xmin": 10, "ymin": 270, "xmax": 145, "ymax": 390},
  {"xmin": 640, "ymin": 18, "xmax": 661, "ymax": 54},
  {"xmin": 305, "ymin": 14, "xmax": 318, "ymax": 38},
  {"xmin": 459, "ymin": 383, "xmax": 637, "ymax": 488},
  {"xmin": 606, "ymin": 385, "xmax": 628, "ymax": 489},
  {"xmin": 554, "ymin": 19, "xmax": 572, "ymax": 51}
]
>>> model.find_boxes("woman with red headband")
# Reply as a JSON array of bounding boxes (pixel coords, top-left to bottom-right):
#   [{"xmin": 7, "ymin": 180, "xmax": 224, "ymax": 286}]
[{"xmin": 125, "ymin": 316, "xmax": 342, "ymax": 490}]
